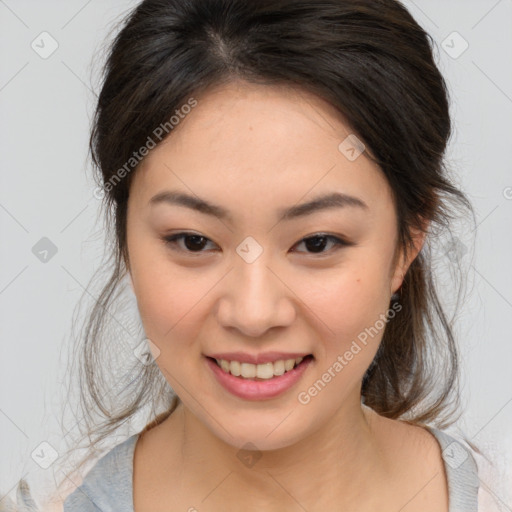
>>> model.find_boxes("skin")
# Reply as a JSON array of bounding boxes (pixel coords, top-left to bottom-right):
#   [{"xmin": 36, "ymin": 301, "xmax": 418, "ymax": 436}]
[{"xmin": 126, "ymin": 80, "xmax": 449, "ymax": 511}]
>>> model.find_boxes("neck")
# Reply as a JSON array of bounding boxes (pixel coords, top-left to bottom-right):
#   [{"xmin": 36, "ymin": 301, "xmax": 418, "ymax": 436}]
[{"xmin": 163, "ymin": 396, "xmax": 390, "ymax": 510}]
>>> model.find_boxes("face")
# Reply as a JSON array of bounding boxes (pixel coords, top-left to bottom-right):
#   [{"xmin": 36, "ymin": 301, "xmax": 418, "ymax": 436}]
[{"xmin": 126, "ymin": 80, "xmax": 419, "ymax": 451}]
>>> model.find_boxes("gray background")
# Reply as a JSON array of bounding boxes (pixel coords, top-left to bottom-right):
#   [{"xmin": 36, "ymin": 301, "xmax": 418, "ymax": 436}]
[{"xmin": 1, "ymin": 0, "xmax": 511, "ymax": 509}]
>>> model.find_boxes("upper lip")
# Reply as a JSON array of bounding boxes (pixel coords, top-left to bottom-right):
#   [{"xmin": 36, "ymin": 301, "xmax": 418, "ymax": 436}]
[{"xmin": 206, "ymin": 351, "xmax": 312, "ymax": 365}]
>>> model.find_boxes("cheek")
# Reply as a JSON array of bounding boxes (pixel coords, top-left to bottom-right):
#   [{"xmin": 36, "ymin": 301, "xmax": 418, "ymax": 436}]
[
  {"xmin": 132, "ymin": 267, "xmax": 212, "ymax": 387},
  {"xmin": 130, "ymin": 252, "xmax": 211, "ymax": 346},
  {"xmin": 293, "ymin": 263, "xmax": 394, "ymax": 406},
  {"xmin": 299, "ymin": 261, "xmax": 393, "ymax": 338}
]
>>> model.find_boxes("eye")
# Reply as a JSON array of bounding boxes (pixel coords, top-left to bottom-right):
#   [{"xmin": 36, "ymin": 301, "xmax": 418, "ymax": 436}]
[
  {"xmin": 162, "ymin": 231, "xmax": 352, "ymax": 256},
  {"xmin": 162, "ymin": 232, "xmax": 217, "ymax": 254},
  {"xmin": 291, "ymin": 233, "xmax": 351, "ymax": 255}
]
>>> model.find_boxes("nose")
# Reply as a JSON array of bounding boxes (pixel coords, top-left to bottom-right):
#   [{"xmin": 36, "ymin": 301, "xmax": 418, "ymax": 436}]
[{"xmin": 215, "ymin": 254, "xmax": 296, "ymax": 338}]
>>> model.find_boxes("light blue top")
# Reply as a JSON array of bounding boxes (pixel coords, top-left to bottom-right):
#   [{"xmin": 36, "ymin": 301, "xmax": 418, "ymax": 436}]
[{"xmin": 61, "ymin": 426, "xmax": 479, "ymax": 511}]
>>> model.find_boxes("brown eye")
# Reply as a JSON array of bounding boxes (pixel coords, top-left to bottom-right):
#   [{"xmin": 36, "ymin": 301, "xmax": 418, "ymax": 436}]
[
  {"xmin": 162, "ymin": 232, "xmax": 216, "ymax": 253},
  {"xmin": 162, "ymin": 232, "xmax": 353, "ymax": 257},
  {"xmin": 291, "ymin": 234, "xmax": 351, "ymax": 255}
]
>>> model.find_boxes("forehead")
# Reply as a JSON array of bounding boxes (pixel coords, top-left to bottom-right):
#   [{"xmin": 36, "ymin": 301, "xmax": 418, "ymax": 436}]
[{"xmin": 129, "ymin": 81, "xmax": 392, "ymax": 219}]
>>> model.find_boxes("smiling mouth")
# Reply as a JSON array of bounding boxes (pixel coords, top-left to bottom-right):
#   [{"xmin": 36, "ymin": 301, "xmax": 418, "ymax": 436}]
[{"xmin": 207, "ymin": 354, "xmax": 314, "ymax": 381}]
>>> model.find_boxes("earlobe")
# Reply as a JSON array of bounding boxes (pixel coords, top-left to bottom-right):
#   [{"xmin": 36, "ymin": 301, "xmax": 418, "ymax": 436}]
[
  {"xmin": 390, "ymin": 264, "xmax": 405, "ymax": 296},
  {"xmin": 390, "ymin": 223, "xmax": 429, "ymax": 295}
]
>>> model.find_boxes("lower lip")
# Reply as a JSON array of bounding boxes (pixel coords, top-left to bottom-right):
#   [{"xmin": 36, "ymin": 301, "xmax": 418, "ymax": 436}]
[{"xmin": 205, "ymin": 356, "xmax": 314, "ymax": 401}]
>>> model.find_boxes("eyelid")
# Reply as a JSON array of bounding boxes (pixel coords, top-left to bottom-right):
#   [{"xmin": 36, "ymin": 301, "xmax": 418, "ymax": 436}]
[
  {"xmin": 291, "ymin": 233, "xmax": 353, "ymax": 254},
  {"xmin": 162, "ymin": 231, "xmax": 217, "ymax": 254},
  {"xmin": 161, "ymin": 231, "xmax": 355, "ymax": 256}
]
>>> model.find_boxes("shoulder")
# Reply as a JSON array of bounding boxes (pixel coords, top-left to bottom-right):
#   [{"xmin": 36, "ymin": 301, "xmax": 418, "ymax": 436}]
[
  {"xmin": 365, "ymin": 407, "xmax": 479, "ymax": 511},
  {"xmin": 393, "ymin": 417, "xmax": 479, "ymax": 511},
  {"xmin": 62, "ymin": 434, "xmax": 139, "ymax": 512},
  {"xmin": 423, "ymin": 425, "xmax": 480, "ymax": 511}
]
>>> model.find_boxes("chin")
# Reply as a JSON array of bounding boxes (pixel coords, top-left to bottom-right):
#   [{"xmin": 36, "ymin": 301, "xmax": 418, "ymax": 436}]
[{"xmin": 202, "ymin": 411, "xmax": 312, "ymax": 453}]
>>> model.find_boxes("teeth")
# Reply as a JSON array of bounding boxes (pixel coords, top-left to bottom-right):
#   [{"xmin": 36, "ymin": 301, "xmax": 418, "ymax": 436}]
[{"xmin": 214, "ymin": 356, "xmax": 305, "ymax": 379}]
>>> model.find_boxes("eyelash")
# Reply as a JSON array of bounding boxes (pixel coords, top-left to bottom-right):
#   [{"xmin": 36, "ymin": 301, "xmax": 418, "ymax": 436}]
[{"xmin": 161, "ymin": 232, "xmax": 353, "ymax": 256}]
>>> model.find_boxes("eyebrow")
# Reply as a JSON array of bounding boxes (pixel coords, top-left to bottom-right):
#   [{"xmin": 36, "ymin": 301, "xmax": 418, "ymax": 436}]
[{"xmin": 149, "ymin": 190, "xmax": 368, "ymax": 222}]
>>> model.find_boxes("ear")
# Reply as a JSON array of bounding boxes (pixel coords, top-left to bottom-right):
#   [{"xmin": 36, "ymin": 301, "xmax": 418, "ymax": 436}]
[{"xmin": 390, "ymin": 221, "xmax": 429, "ymax": 295}]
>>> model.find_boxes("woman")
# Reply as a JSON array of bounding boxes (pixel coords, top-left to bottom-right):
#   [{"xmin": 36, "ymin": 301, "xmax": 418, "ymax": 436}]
[{"xmin": 4, "ymin": 0, "xmax": 483, "ymax": 510}]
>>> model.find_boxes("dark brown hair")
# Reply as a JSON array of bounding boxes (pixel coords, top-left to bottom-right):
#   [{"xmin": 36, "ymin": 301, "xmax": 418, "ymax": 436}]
[{"xmin": 12, "ymin": 0, "xmax": 484, "ymax": 506}]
